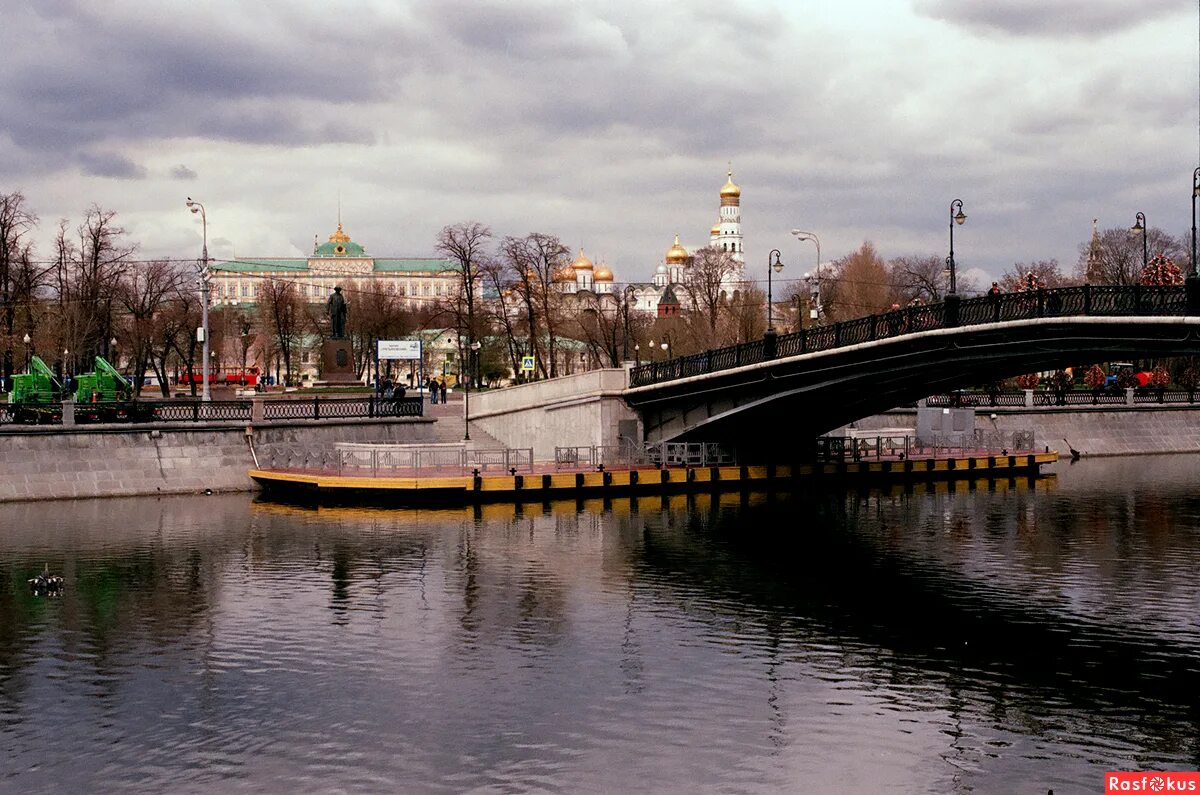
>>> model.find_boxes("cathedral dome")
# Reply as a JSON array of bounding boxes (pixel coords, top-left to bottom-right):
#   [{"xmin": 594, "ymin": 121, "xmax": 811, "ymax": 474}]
[
  {"xmin": 711, "ymin": 222, "xmax": 721, "ymax": 236},
  {"xmin": 655, "ymin": 264, "xmax": 667, "ymax": 274},
  {"xmin": 571, "ymin": 249, "xmax": 594, "ymax": 270},
  {"xmin": 719, "ymin": 170, "xmax": 741, "ymax": 205},
  {"xmin": 314, "ymin": 223, "xmax": 365, "ymax": 257},
  {"xmin": 594, "ymin": 265, "xmax": 613, "ymax": 282},
  {"xmin": 552, "ymin": 265, "xmax": 576, "ymax": 283},
  {"xmin": 665, "ymin": 234, "xmax": 688, "ymax": 264}
]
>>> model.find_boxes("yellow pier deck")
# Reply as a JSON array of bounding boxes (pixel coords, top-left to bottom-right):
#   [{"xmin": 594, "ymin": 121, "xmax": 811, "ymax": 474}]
[{"xmin": 250, "ymin": 451, "xmax": 1058, "ymax": 503}]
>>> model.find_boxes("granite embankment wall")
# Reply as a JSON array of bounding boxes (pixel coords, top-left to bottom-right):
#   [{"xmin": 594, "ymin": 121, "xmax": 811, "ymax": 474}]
[
  {"xmin": 469, "ymin": 368, "xmax": 641, "ymax": 461},
  {"xmin": 848, "ymin": 404, "xmax": 1200, "ymax": 458},
  {"xmin": 0, "ymin": 417, "xmax": 436, "ymax": 503}
]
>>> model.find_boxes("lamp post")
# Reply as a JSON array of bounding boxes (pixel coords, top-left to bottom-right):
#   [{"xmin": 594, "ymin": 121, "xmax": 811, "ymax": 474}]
[
  {"xmin": 647, "ymin": 339, "xmax": 655, "ymax": 363},
  {"xmin": 185, "ymin": 198, "xmax": 212, "ymax": 401},
  {"xmin": 109, "ymin": 336, "xmax": 118, "ymax": 369},
  {"xmin": 660, "ymin": 332, "xmax": 673, "ymax": 360},
  {"xmin": 464, "ymin": 339, "xmax": 480, "ymax": 441},
  {"xmin": 766, "ymin": 249, "xmax": 783, "ymax": 333},
  {"xmin": 791, "ymin": 230, "xmax": 822, "ymax": 315},
  {"xmin": 1130, "ymin": 211, "xmax": 1148, "ymax": 272},
  {"xmin": 22, "ymin": 332, "xmax": 30, "ymax": 370},
  {"xmin": 634, "ymin": 342, "xmax": 641, "ymax": 367},
  {"xmin": 1192, "ymin": 168, "xmax": 1200, "ymax": 277},
  {"xmin": 947, "ymin": 200, "xmax": 967, "ymax": 295}
]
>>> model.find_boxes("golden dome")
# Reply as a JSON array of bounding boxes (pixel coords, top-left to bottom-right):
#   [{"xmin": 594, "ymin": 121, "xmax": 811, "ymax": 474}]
[
  {"xmin": 552, "ymin": 265, "xmax": 576, "ymax": 283},
  {"xmin": 720, "ymin": 169, "xmax": 741, "ymax": 205},
  {"xmin": 665, "ymin": 234, "xmax": 689, "ymax": 264},
  {"xmin": 594, "ymin": 265, "xmax": 614, "ymax": 281},
  {"xmin": 710, "ymin": 222, "xmax": 721, "ymax": 236},
  {"xmin": 571, "ymin": 248, "xmax": 594, "ymax": 270},
  {"xmin": 329, "ymin": 222, "xmax": 351, "ymax": 243}
]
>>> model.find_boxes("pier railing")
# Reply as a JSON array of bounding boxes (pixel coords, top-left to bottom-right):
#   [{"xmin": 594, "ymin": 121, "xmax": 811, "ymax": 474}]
[
  {"xmin": 629, "ymin": 284, "xmax": 1190, "ymax": 388},
  {"xmin": 817, "ymin": 430, "xmax": 1036, "ymax": 463},
  {"xmin": 263, "ymin": 444, "xmax": 534, "ymax": 476},
  {"xmin": 927, "ymin": 388, "xmax": 1199, "ymax": 407}
]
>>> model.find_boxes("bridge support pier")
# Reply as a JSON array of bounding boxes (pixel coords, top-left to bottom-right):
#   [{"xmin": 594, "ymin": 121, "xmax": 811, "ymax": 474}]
[
  {"xmin": 1187, "ymin": 275, "xmax": 1200, "ymax": 315},
  {"xmin": 944, "ymin": 293, "xmax": 961, "ymax": 327}
]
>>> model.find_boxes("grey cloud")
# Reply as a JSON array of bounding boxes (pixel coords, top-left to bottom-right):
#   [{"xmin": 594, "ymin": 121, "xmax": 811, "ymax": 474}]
[
  {"xmin": 78, "ymin": 151, "xmax": 146, "ymax": 180},
  {"xmin": 171, "ymin": 165, "xmax": 197, "ymax": 181},
  {"xmin": 914, "ymin": 0, "xmax": 1183, "ymax": 38}
]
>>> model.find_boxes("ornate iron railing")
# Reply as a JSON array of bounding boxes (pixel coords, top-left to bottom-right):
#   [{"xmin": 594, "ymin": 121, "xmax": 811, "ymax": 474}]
[
  {"xmin": 262, "ymin": 396, "xmax": 423, "ymax": 421},
  {"xmin": 927, "ymin": 388, "xmax": 1200, "ymax": 407},
  {"xmin": 629, "ymin": 285, "xmax": 1191, "ymax": 388}
]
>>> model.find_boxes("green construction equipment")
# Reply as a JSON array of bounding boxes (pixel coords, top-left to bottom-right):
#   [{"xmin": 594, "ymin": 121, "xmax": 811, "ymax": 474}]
[
  {"xmin": 9, "ymin": 355, "xmax": 62, "ymax": 405},
  {"xmin": 7, "ymin": 356, "xmax": 64, "ymax": 423},
  {"xmin": 73, "ymin": 356, "xmax": 131, "ymax": 403}
]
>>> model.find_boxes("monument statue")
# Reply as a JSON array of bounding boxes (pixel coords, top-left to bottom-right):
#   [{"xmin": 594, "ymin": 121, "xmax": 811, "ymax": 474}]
[{"xmin": 327, "ymin": 286, "xmax": 348, "ymax": 339}]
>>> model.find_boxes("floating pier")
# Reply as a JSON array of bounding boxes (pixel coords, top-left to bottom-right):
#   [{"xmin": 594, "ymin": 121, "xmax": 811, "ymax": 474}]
[{"xmin": 250, "ymin": 450, "xmax": 1058, "ymax": 504}]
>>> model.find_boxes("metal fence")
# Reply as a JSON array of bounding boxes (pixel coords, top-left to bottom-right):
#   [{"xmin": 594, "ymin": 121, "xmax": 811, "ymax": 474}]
[
  {"xmin": 263, "ymin": 444, "xmax": 533, "ymax": 476},
  {"xmin": 262, "ymin": 396, "xmax": 422, "ymax": 421},
  {"xmin": 926, "ymin": 389, "xmax": 1200, "ymax": 407},
  {"xmin": 552, "ymin": 442, "xmax": 734, "ymax": 470},
  {"xmin": 816, "ymin": 430, "xmax": 1036, "ymax": 462},
  {"xmin": 0, "ymin": 394, "xmax": 423, "ymax": 426},
  {"xmin": 629, "ymin": 284, "xmax": 1191, "ymax": 388}
]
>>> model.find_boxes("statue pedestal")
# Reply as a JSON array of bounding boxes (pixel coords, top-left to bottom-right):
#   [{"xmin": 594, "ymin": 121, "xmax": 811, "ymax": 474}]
[{"xmin": 318, "ymin": 339, "xmax": 359, "ymax": 385}]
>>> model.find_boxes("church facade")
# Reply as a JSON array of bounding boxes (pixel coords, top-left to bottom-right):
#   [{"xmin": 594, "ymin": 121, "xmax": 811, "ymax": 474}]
[{"xmin": 626, "ymin": 169, "xmax": 747, "ymax": 314}]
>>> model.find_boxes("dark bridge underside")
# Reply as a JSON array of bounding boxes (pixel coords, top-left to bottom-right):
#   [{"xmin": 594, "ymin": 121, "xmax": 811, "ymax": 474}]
[{"xmin": 624, "ymin": 318, "xmax": 1200, "ymax": 457}]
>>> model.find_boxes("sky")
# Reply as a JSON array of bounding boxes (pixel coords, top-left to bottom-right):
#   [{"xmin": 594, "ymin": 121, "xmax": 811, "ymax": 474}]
[{"xmin": 2, "ymin": 0, "xmax": 1198, "ymax": 292}]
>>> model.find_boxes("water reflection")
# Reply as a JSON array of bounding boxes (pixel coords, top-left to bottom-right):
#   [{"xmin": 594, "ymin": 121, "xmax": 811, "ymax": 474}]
[{"xmin": 0, "ymin": 461, "xmax": 1197, "ymax": 792}]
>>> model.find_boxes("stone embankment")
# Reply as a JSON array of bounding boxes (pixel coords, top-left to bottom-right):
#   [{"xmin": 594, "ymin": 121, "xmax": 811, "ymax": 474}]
[
  {"xmin": 0, "ymin": 416, "xmax": 437, "ymax": 503},
  {"xmin": 848, "ymin": 403, "xmax": 1200, "ymax": 458}
]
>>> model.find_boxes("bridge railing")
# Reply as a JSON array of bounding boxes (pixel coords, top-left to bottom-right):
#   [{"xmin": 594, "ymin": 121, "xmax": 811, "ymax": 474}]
[{"xmin": 629, "ymin": 284, "xmax": 1190, "ymax": 388}]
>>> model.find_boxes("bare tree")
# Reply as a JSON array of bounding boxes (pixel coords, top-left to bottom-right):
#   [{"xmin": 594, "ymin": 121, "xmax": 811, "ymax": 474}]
[
  {"xmin": 888, "ymin": 254, "xmax": 950, "ymax": 304},
  {"xmin": 1077, "ymin": 226, "xmax": 1186, "ymax": 285},
  {"xmin": 824, "ymin": 241, "xmax": 891, "ymax": 320},
  {"xmin": 500, "ymin": 232, "xmax": 570, "ymax": 378},
  {"xmin": 680, "ymin": 246, "xmax": 739, "ymax": 345},
  {"xmin": 118, "ymin": 260, "xmax": 183, "ymax": 395},
  {"xmin": 998, "ymin": 259, "xmax": 1075, "ymax": 291},
  {"xmin": 258, "ymin": 278, "xmax": 302, "ymax": 386},
  {"xmin": 437, "ymin": 222, "xmax": 492, "ymax": 383},
  {"xmin": 0, "ymin": 192, "xmax": 39, "ymax": 382}
]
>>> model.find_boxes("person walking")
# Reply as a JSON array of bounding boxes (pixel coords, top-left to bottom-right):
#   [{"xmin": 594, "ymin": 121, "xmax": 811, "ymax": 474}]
[
  {"xmin": 427, "ymin": 377, "xmax": 437, "ymax": 404},
  {"xmin": 439, "ymin": 379, "xmax": 448, "ymax": 404}
]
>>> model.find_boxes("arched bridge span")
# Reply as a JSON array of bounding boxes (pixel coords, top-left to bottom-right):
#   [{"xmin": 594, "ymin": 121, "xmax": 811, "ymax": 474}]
[{"xmin": 623, "ymin": 285, "xmax": 1200, "ymax": 454}]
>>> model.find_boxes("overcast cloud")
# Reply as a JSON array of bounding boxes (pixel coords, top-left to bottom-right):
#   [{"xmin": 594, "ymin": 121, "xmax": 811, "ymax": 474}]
[{"xmin": 1, "ymin": 0, "xmax": 1196, "ymax": 287}]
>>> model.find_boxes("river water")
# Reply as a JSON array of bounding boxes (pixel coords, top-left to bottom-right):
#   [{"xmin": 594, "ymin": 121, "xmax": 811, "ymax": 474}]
[{"xmin": 2, "ymin": 457, "xmax": 1199, "ymax": 793}]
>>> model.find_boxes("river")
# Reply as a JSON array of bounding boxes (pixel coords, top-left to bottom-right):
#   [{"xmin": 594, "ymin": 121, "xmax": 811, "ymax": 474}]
[{"xmin": 1, "ymin": 457, "xmax": 1198, "ymax": 793}]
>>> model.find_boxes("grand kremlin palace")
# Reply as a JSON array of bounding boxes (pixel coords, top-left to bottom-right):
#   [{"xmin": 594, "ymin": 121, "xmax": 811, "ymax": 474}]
[{"xmin": 209, "ymin": 223, "xmax": 457, "ymax": 309}]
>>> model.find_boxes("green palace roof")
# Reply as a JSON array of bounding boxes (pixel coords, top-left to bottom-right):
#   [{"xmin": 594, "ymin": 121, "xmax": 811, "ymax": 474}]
[{"xmin": 216, "ymin": 257, "xmax": 456, "ymax": 274}]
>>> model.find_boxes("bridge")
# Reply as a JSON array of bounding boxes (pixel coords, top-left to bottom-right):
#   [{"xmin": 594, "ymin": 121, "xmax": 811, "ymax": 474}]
[{"xmin": 623, "ymin": 284, "xmax": 1200, "ymax": 458}]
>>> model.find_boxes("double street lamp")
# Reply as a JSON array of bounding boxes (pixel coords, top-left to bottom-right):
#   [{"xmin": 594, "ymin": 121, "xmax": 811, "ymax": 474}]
[
  {"xmin": 1130, "ymin": 211, "xmax": 1148, "ymax": 271},
  {"xmin": 947, "ymin": 199, "xmax": 967, "ymax": 295},
  {"xmin": 185, "ymin": 197, "xmax": 212, "ymax": 401},
  {"xmin": 791, "ymin": 230, "xmax": 821, "ymax": 322}
]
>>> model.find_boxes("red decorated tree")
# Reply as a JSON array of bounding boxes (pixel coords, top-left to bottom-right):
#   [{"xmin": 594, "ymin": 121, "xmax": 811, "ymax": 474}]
[{"xmin": 1140, "ymin": 254, "xmax": 1183, "ymax": 286}]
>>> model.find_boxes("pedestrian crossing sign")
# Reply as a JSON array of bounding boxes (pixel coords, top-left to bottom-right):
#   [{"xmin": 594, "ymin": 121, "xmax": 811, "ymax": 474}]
[{"xmin": 520, "ymin": 356, "xmax": 535, "ymax": 372}]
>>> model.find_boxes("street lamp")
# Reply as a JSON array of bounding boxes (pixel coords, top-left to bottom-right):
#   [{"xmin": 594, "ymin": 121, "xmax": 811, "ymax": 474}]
[
  {"xmin": 22, "ymin": 332, "xmax": 31, "ymax": 370},
  {"xmin": 185, "ymin": 197, "xmax": 212, "ymax": 401},
  {"xmin": 109, "ymin": 336, "xmax": 118, "ymax": 368},
  {"xmin": 791, "ymin": 231, "xmax": 822, "ymax": 321},
  {"xmin": 767, "ymin": 249, "xmax": 783, "ymax": 333},
  {"xmin": 464, "ymin": 339, "xmax": 481, "ymax": 441},
  {"xmin": 947, "ymin": 200, "xmax": 967, "ymax": 295},
  {"xmin": 660, "ymin": 332, "xmax": 673, "ymax": 360},
  {"xmin": 1130, "ymin": 211, "xmax": 1148, "ymax": 272},
  {"xmin": 1192, "ymin": 168, "xmax": 1200, "ymax": 277},
  {"xmin": 634, "ymin": 343, "xmax": 641, "ymax": 367}
]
